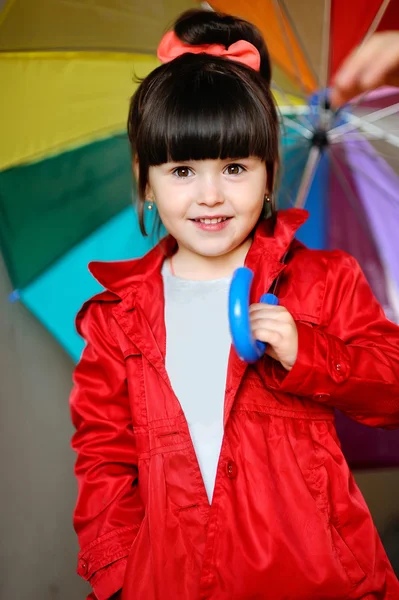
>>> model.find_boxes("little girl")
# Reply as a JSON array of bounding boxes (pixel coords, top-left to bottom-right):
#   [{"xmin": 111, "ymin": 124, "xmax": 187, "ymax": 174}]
[{"xmin": 70, "ymin": 9, "xmax": 399, "ymax": 600}]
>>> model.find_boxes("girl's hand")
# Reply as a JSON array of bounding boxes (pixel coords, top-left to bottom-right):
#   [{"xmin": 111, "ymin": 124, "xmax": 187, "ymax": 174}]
[
  {"xmin": 249, "ymin": 304, "xmax": 298, "ymax": 371},
  {"xmin": 331, "ymin": 31, "xmax": 399, "ymax": 107}
]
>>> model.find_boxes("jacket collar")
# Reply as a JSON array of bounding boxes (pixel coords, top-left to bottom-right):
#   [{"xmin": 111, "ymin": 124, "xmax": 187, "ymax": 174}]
[
  {"xmin": 88, "ymin": 208, "xmax": 309, "ymax": 426},
  {"xmin": 88, "ymin": 208, "xmax": 309, "ymax": 309}
]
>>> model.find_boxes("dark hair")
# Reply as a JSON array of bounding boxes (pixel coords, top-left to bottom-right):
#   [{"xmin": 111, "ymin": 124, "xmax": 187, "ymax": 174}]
[{"xmin": 128, "ymin": 8, "xmax": 279, "ymax": 235}]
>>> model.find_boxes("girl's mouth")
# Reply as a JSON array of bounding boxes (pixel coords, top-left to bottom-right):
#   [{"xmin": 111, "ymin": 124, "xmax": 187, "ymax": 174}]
[
  {"xmin": 191, "ymin": 216, "xmax": 232, "ymax": 231},
  {"xmin": 195, "ymin": 217, "xmax": 228, "ymax": 224}
]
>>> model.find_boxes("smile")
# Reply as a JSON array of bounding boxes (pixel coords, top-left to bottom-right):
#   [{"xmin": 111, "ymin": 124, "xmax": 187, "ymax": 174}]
[
  {"xmin": 193, "ymin": 217, "xmax": 229, "ymax": 224},
  {"xmin": 190, "ymin": 216, "xmax": 232, "ymax": 232}
]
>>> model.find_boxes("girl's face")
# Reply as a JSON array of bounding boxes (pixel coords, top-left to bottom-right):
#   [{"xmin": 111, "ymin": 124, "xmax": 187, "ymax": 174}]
[{"xmin": 147, "ymin": 157, "xmax": 268, "ymax": 261}]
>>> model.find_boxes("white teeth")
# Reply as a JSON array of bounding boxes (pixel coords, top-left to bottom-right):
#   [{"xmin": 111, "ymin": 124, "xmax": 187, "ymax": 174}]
[{"xmin": 198, "ymin": 217, "xmax": 227, "ymax": 224}]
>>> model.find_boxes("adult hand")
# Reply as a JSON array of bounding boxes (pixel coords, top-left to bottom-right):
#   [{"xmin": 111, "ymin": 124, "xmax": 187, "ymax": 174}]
[
  {"xmin": 249, "ymin": 304, "xmax": 298, "ymax": 371},
  {"xmin": 331, "ymin": 31, "xmax": 399, "ymax": 107}
]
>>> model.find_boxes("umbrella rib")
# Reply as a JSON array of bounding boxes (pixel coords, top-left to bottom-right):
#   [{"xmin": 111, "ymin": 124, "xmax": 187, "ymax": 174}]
[
  {"xmin": 272, "ymin": 0, "xmax": 310, "ymax": 100},
  {"xmin": 331, "ymin": 131, "xmax": 384, "ymax": 142},
  {"xmin": 271, "ymin": 79, "xmax": 307, "ymax": 103},
  {"xmin": 332, "ymin": 137, "xmax": 399, "ymax": 163},
  {"xmin": 281, "ymin": 116, "xmax": 313, "ymax": 139},
  {"xmin": 278, "ymin": 144, "xmax": 312, "ymax": 207},
  {"xmin": 332, "ymin": 144, "xmax": 399, "ymax": 209},
  {"xmin": 345, "ymin": 114, "xmax": 399, "ymax": 149},
  {"xmin": 330, "ymin": 114, "xmax": 399, "ymax": 148},
  {"xmin": 327, "ymin": 148, "xmax": 381, "ymax": 245},
  {"xmin": 346, "ymin": 0, "xmax": 393, "ymax": 113},
  {"xmin": 330, "ymin": 102, "xmax": 399, "ymax": 140},
  {"xmin": 281, "ymin": 144, "xmax": 313, "ymax": 183},
  {"xmin": 320, "ymin": 0, "xmax": 332, "ymax": 93},
  {"xmin": 355, "ymin": 102, "xmax": 399, "ymax": 123},
  {"xmin": 293, "ymin": 146, "xmax": 321, "ymax": 208},
  {"xmin": 281, "ymin": 139, "xmax": 311, "ymax": 156},
  {"xmin": 278, "ymin": 105, "xmax": 311, "ymax": 116},
  {"xmin": 363, "ymin": 0, "xmax": 392, "ymax": 41},
  {"xmin": 278, "ymin": 0, "xmax": 321, "ymax": 88},
  {"xmin": 279, "ymin": 149, "xmax": 313, "ymax": 207},
  {"xmin": 272, "ymin": 81, "xmax": 314, "ymax": 132}
]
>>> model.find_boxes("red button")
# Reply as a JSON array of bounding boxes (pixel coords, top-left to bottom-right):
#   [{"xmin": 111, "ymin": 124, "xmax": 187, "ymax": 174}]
[
  {"xmin": 79, "ymin": 560, "xmax": 88, "ymax": 575},
  {"xmin": 226, "ymin": 460, "xmax": 238, "ymax": 479},
  {"xmin": 335, "ymin": 363, "xmax": 341, "ymax": 371}
]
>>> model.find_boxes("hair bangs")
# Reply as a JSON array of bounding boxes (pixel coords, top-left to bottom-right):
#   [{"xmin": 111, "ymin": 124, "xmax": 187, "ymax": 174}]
[{"xmin": 139, "ymin": 59, "xmax": 278, "ymax": 166}]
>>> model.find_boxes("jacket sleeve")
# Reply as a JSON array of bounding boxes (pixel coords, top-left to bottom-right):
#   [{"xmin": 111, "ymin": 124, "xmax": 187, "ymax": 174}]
[
  {"xmin": 70, "ymin": 299, "xmax": 144, "ymax": 600},
  {"xmin": 265, "ymin": 252, "xmax": 399, "ymax": 428}
]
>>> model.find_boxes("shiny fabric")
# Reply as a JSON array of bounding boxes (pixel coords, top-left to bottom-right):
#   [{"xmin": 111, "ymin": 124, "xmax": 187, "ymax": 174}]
[{"xmin": 70, "ymin": 209, "xmax": 399, "ymax": 600}]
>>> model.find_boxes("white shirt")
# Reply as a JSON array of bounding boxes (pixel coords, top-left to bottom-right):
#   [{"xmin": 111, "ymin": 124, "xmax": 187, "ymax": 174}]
[{"xmin": 162, "ymin": 262, "xmax": 232, "ymax": 502}]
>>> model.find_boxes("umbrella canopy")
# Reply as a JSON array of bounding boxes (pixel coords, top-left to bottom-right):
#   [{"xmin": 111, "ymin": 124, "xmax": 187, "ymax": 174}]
[
  {"xmin": 0, "ymin": 0, "xmax": 195, "ymax": 353},
  {"xmin": 210, "ymin": 0, "xmax": 399, "ymax": 319},
  {"xmin": 209, "ymin": 0, "xmax": 399, "ymax": 469},
  {"xmin": 0, "ymin": 0, "xmax": 300, "ymax": 359},
  {"xmin": 1, "ymin": 0, "xmax": 399, "ymax": 468}
]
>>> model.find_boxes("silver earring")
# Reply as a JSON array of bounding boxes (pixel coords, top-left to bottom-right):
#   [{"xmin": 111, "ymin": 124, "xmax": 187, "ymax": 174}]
[
  {"xmin": 146, "ymin": 201, "xmax": 154, "ymax": 211},
  {"xmin": 264, "ymin": 194, "xmax": 271, "ymax": 203}
]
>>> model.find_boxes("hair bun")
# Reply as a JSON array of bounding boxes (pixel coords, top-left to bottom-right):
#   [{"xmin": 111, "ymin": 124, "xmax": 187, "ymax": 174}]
[{"xmin": 173, "ymin": 9, "xmax": 272, "ymax": 85}]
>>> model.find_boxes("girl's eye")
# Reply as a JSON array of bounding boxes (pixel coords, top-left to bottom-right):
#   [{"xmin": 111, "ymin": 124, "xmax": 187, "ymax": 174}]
[
  {"xmin": 172, "ymin": 167, "xmax": 193, "ymax": 178},
  {"xmin": 225, "ymin": 164, "xmax": 245, "ymax": 175}
]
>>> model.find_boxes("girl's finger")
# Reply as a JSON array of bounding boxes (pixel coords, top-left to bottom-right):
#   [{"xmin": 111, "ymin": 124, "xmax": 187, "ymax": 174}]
[
  {"xmin": 332, "ymin": 32, "xmax": 399, "ymax": 105},
  {"xmin": 251, "ymin": 327, "xmax": 283, "ymax": 347},
  {"xmin": 250, "ymin": 309, "xmax": 293, "ymax": 325},
  {"xmin": 249, "ymin": 304, "xmax": 286, "ymax": 314},
  {"xmin": 251, "ymin": 318, "xmax": 292, "ymax": 336}
]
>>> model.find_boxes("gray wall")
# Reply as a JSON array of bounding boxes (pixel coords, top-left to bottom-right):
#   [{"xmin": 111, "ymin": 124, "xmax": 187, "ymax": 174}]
[
  {"xmin": 0, "ymin": 249, "xmax": 398, "ymax": 598},
  {"xmin": 0, "ymin": 252, "xmax": 89, "ymax": 599}
]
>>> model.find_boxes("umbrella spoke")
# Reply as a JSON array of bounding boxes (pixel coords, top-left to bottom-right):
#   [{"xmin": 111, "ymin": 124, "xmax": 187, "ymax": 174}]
[
  {"xmin": 282, "ymin": 148, "xmax": 309, "ymax": 170},
  {"xmin": 281, "ymin": 116, "xmax": 313, "ymax": 139},
  {"xmin": 332, "ymin": 137, "xmax": 399, "ymax": 164},
  {"xmin": 328, "ymin": 148, "xmax": 381, "ymax": 248},
  {"xmin": 271, "ymin": 77, "xmax": 308, "ymax": 104},
  {"xmin": 330, "ymin": 113, "xmax": 399, "ymax": 148},
  {"xmin": 273, "ymin": 89, "xmax": 314, "ymax": 133},
  {"xmin": 272, "ymin": 0, "xmax": 310, "ymax": 101},
  {"xmin": 332, "ymin": 145, "xmax": 399, "ymax": 210},
  {"xmin": 274, "ymin": 93, "xmax": 314, "ymax": 132},
  {"xmin": 355, "ymin": 102, "xmax": 399, "ymax": 123},
  {"xmin": 346, "ymin": 0, "xmax": 393, "ymax": 113},
  {"xmin": 320, "ymin": 0, "xmax": 332, "ymax": 93},
  {"xmin": 278, "ymin": 142, "xmax": 312, "ymax": 207},
  {"xmin": 278, "ymin": 0, "xmax": 321, "ymax": 89},
  {"xmin": 293, "ymin": 146, "xmax": 320, "ymax": 208},
  {"xmin": 331, "ymin": 132, "xmax": 383, "ymax": 142},
  {"xmin": 330, "ymin": 102, "xmax": 399, "ymax": 141},
  {"xmin": 363, "ymin": 0, "xmax": 392, "ymax": 42},
  {"xmin": 281, "ymin": 152, "xmax": 312, "ymax": 194}
]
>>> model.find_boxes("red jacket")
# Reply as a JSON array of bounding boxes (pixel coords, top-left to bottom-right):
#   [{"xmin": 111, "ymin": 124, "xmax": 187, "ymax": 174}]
[{"xmin": 70, "ymin": 209, "xmax": 399, "ymax": 600}]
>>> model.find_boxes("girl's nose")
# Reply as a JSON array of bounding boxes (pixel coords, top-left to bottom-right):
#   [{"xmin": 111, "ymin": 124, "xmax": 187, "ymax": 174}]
[{"xmin": 198, "ymin": 178, "xmax": 224, "ymax": 206}]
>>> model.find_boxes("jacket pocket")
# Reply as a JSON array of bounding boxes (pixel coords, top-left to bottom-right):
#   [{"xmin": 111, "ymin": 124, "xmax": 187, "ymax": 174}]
[
  {"xmin": 304, "ymin": 462, "xmax": 366, "ymax": 586},
  {"xmin": 329, "ymin": 521, "xmax": 366, "ymax": 585},
  {"xmin": 123, "ymin": 347, "xmax": 148, "ymax": 426}
]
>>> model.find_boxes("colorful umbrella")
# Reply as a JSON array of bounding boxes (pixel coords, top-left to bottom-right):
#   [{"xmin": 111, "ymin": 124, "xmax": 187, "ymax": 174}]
[
  {"xmin": 0, "ymin": 0, "xmax": 301, "ymax": 362},
  {"xmin": 0, "ymin": 0, "xmax": 195, "ymax": 358},
  {"xmin": 208, "ymin": 0, "xmax": 399, "ymax": 468},
  {"xmin": 1, "ymin": 0, "xmax": 399, "ymax": 467}
]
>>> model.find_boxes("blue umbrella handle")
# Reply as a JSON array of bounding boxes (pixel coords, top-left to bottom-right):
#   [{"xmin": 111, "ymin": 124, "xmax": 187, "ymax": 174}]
[{"xmin": 229, "ymin": 267, "xmax": 279, "ymax": 363}]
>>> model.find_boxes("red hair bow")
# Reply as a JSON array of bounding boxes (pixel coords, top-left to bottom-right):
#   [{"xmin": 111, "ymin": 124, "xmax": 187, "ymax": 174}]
[{"xmin": 157, "ymin": 30, "xmax": 261, "ymax": 72}]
